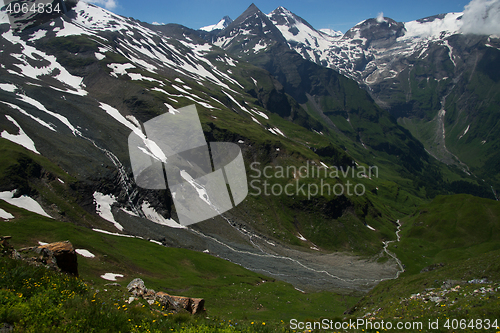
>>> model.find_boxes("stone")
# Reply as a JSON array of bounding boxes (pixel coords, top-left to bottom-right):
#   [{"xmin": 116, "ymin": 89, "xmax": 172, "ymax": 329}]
[
  {"xmin": 190, "ymin": 298, "xmax": 205, "ymax": 314},
  {"xmin": 170, "ymin": 295, "xmax": 190, "ymax": 309},
  {"xmin": 127, "ymin": 279, "xmax": 206, "ymax": 314},
  {"xmin": 155, "ymin": 291, "xmax": 178, "ymax": 310},
  {"xmin": 38, "ymin": 241, "xmax": 78, "ymax": 276},
  {"xmin": 127, "ymin": 278, "xmax": 147, "ymax": 297},
  {"xmin": 155, "ymin": 292, "xmax": 205, "ymax": 314},
  {"xmin": 17, "ymin": 241, "xmax": 78, "ymax": 276},
  {"xmin": 420, "ymin": 262, "xmax": 445, "ymax": 273},
  {"xmin": 144, "ymin": 289, "xmax": 156, "ymax": 300},
  {"xmin": 0, "ymin": 236, "xmax": 13, "ymax": 256},
  {"xmin": 0, "ymin": 322, "xmax": 14, "ymax": 333}
]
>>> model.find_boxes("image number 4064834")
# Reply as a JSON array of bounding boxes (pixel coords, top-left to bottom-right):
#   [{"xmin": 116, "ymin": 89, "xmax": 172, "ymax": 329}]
[
  {"xmin": 5, "ymin": 1, "xmax": 62, "ymax": 15},
  {"xmin": 2, "ymin": 0, "xmax": 77, "ymax": 31}
]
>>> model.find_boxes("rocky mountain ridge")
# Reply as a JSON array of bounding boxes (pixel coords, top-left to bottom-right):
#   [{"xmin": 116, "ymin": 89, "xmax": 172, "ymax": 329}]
[{"xmin": 203, "ymin": 3, "xmax": 500, "ymax": 191}]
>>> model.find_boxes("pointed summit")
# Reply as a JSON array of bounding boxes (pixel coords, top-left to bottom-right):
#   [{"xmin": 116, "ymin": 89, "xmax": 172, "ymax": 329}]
[
  {"xmin": 199, "ymin": 15, "xmax": 233, "ymax": 32},
  {"xmin": 227, "ymin": 3, "xmax": 263, "ymax": 28},
  {"xmin": 214, "ymin": 3, "xmax": 287, "ymax": 55},
  {"xmin": 268, "ymin": 5, "xmax": 316, "ymax": 32},
  {"xmin": 243, "ymin": 3, "xmax": 261, "ymax": 16}
]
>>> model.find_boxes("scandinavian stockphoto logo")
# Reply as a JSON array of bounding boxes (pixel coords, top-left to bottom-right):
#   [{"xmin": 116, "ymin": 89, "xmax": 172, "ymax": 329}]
[{"xmin": 128, "ymin": 105, "xmax": 248, "ymax": 226}]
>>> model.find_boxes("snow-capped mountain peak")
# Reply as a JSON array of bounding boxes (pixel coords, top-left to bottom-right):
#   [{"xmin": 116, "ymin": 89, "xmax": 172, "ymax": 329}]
[
  {"xmin": 199, "ymin": 15, "xmax": 233, "ymax": 32},
  {"xmin": 212, "ymin": 3, "xmax": 287, "ymax": 53},
  {"xmin": 342, "ymin": 17, "xmax": 406, "ymax": 45},
  {"xmin": 319, "ymin": 29, "xmax": 343, "ymax": 38},
  {"xmin": 266, "ymin": 6, "xmax": 339, "ymax": 62},
  {"xmin": 403, "ymin": 12, "xmax": 463, "ymax": 39},
  {"xmin": 267, "ymin": 6, "xmax": 319, "ymax": 37}
]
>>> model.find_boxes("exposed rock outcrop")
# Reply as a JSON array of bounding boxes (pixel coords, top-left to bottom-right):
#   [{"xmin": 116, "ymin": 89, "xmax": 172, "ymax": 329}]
[
  {"xmin": 18, "ymin": 241, "xmax": 79, "ymax": 276},
  {"xmin": 127, "ymin": 278, "xmax": 205, "ymax": 314}
]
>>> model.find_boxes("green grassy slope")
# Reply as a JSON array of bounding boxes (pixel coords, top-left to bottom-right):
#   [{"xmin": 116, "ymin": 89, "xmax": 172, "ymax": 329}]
[
  {"xmin": 394, "ymin": 194, "xmax": 500, "ymax": 275},
  {"xmin": 1, "ymin": 255, "xmax": 290, "ymax": 333},
  {"xmin": 347, "ymin": 250, "xmax": 500, "ymax": 332},
  {"xmin": 395, "ymin": 41, "xmax": 500, "ymax": 193},
  {"xmin": 345, "ymin": 194, "xmax": 500, "ymax": 330},
  {"xmin": 0, "ymin": 203, "xmax": 360, "ymax": 323}
]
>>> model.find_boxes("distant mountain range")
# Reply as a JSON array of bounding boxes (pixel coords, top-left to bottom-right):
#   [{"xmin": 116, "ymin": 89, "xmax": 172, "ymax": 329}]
[{"xmin": 199, "ymin": 3, "xmax": 500, "ymax": 191}]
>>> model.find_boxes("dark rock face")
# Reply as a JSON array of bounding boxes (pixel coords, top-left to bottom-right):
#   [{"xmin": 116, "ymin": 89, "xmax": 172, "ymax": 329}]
[
  {"xmin": 343, "ymin": 18, "xmax": 406, "ymax": 49},
  {"xmin": 214, "ymin": 4, "xmax": 288, "ymax": 55},
  {"xmin": 267, "ymin": 6, "xmax": 317, "ymax": 33},
  {"xmin": 218, "ymin": 16, "xmax": 233, "ymax": 30}
]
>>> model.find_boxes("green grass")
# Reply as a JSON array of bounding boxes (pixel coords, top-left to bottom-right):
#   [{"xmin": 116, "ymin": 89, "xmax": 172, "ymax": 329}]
[
  {"xmin": 346, "ymin": 250, "xmax": 500, "ymax": 332},
  {"xmin": 0, "ymin": 202, "xmax": 360, "ymax": 325},
  {"xmin": 0, "ymin": 139, "xmax": 74, "ymax": 186},
  {"xmin": 0, "ymin": 255, "xmax": 292, "ymax": 332},
  {"xmin": 35, "ymin": 35, "xmax": 100, "ymax": 69},
  {"xmin": 393, "ymin": 194, "xmax": 500, "ymax": 275},
  {"xmin": 342, "ymin": 194, "xmax": 500, "ymax": 332},
  {"xmin": 0, "ymin": 139, "xmax": 114, "ymax": 229}
]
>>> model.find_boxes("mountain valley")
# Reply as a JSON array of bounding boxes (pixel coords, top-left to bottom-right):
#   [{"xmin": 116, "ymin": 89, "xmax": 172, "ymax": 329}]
[{"xmin": 0, "ymin": 0, "xmax": 499, "ymax": 330}]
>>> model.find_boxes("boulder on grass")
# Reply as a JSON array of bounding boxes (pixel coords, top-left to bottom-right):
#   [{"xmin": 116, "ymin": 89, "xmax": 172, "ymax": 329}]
[
  {"xmin": 156, "ymin": 292, "xmax": 205, "ymax": 314},
  {"xmin": 127, "ymin": 278, "xmax": 206, "ymax": 314},
  {"xmin": 18, "ymin": 240, "xmax": 78, "ymax": 276},
  {"xmin": 38, "ymin": 241, "xmax": 78, "ymax": 276},
  {"xmin": 127, "ymin": 278, "xmax": 147, "ymax": 297}
]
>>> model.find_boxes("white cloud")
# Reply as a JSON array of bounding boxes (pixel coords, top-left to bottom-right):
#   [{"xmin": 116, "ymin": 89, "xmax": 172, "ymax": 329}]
[
  {"xmin": 84, "ymin": 0, "xmax": 118, "ymax": 10},
  {"xmin": 461, "ymin": 0, "xmax": 500, "ymax": 35},
  {"xmin": 376, "ymin": 12, "xmax": 385, "ymax": 23}
]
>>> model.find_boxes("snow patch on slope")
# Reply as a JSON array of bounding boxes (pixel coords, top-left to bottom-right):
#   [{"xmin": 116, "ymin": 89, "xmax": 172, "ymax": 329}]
[
  {"xmin": 0, "ymin": 190, "xmax": 52, "ymax": 218},
  {"xmin": 0, "ymin": 83, "xmax": 17, "ymax": 93},
  {"xmin": 141, "ymin": 201, "xmax": 185, "ymax": 229},
  {"xmin": 458, "ymin": 124, "xmax": 470, "ymax": 139},
  {"xmin": 2, "ymin": 30, "xmax": 87, "ymax": 95},
  {"xmin": 403, "ymin": 13, "xmax": 463, "ymax": 38},
  {"xmin": 93, "ymin": 192, "xmax": 123, "ymax": 231},
  {"xmin": 0, "ymin": 208, "xmax": 14, "ymax": 220},
  {"xmin": 76, "ymin": 249, "xmax": 95, "ymax": 258},
  {"xmin": 14, "ymin": 94, "xmax": 80, "ymax": 135},
  {"xmin": 108, "ymin": 63, "xmax": 135, "ymax": 77},
  {"xmin": 1, "ymin": 102, "xmax": 57, "ymax": 132},
  {"xmin": 1, "ymin": 115, "xmax": 39, "ymax": 154},
  {"xmin": 100, "ymin": 273, "xmax": 123, "ymax": 281}
]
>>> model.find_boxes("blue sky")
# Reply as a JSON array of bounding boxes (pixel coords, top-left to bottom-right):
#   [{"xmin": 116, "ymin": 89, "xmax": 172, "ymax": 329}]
[{"xmin": 86, "ymin": 0, "xmax": 469, "ymax": 32}]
